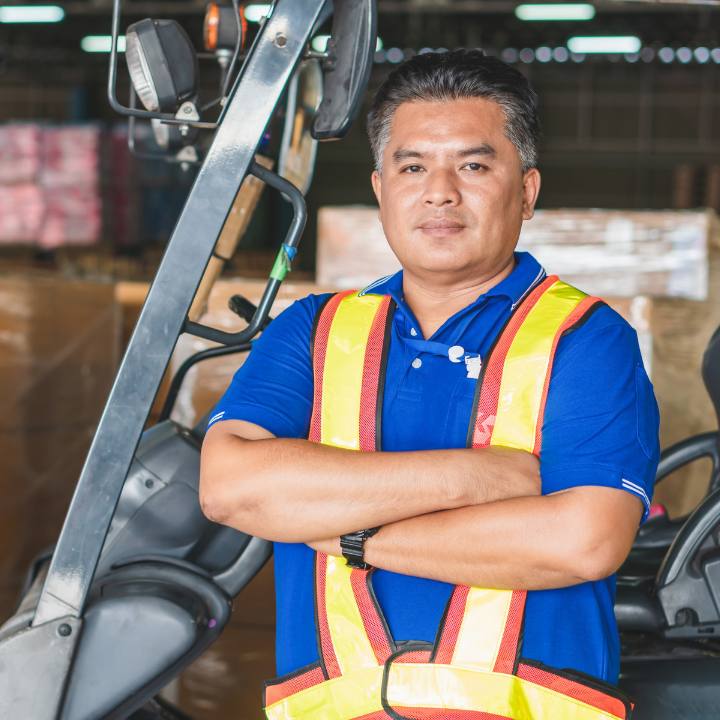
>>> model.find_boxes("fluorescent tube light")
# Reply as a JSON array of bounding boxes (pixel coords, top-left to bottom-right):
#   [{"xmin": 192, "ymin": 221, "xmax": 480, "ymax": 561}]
[
  {"xmin": 567, "ymin": 36, "xmax": 641, "ymax": 54},
  {"xmin": 312, "ymin": 34, "xmax": 383, "ymax": 52},
  {"xmin": 0, "ymin": 5, "xmax": 64, "ymax": 23},
  {"xmin": 244, "ymin": 4, "xmax": 272, "ymax": 23},
  {"xmin": 81, "ymin": 35, "xmax": 126, "ymax": 53},
  {"xmin": 515, "ymin": 4, "xmax": 595, "ymax": 21}
]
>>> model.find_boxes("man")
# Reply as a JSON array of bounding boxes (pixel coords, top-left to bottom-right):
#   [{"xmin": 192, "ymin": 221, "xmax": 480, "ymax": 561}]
[{"xmin": 200, "ymin": 50, "xmax": 659, "ymax": 718}]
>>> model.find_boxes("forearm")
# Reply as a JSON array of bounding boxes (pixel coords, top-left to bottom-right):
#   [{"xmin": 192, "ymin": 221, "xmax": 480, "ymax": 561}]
[
  {"xmin": 355, "ymin": 489, "xmax": 640, "ymax": 589},
  {"xmin": 200, "ymin": 428, "xmax": 539, "ymax": 543}
]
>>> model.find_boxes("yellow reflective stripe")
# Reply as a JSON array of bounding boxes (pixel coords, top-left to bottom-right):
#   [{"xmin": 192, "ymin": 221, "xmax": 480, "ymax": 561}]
[
  {"xmin": 320, "ymin": 292, "xmax": 385, "ymax": 450},
  {"xmin": 325, "ymin": 555, "xmax": 379, "ymax": 673},
  {"xmin": 451, "ymin": 281, "xmax": 588, "ymax": 671},
  {"xmin": 491, "ymin": 280, "xmax": 587, "ymax": 452},
  {"xmin": 265, "ymin": 664, "xmax": 624, "ymax": 720},
  {"xmin": 451, "ymin": 587, "xmax": 514, "ymax": 670},
  {"xmin": 265, "ymin": 666, "xmax": 381, "ymax": 720}
]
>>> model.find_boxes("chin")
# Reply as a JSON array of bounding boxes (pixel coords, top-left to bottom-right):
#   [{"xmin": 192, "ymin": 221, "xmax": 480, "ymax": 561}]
[{"xmin": 411, "ymin": 254, "xmax": 475, "ymax": 276}]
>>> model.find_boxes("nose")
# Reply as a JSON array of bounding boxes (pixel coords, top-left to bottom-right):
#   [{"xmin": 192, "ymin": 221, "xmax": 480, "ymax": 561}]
[{"xmin": 422, "ymin": 168, "xmax": 461, "ymax": 208}]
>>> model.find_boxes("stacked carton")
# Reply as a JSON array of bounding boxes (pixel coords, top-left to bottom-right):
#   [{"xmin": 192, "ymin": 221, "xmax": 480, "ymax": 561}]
[
  {"xmin": 0, "ymin": 124, "xmax": 101, "ymax": 248},
  {"xmin": 0, "ymin": 276, "xmax": 119, "ymax": 618},
  {"xmin": 316, "ymin": 206, "xmax": 720, "ymax": 516}
]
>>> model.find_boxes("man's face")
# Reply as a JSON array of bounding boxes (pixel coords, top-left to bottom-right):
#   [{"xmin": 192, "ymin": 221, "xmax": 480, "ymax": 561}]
[{"xmin": 371, "ymin": 97, "xmax": 541, "ymax": 284}]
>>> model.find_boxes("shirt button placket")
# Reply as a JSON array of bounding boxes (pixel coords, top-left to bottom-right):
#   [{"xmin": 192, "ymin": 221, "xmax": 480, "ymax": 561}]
[{"xmin": 411, "ymin": 358, "xmax": 422, "ymax": 369}]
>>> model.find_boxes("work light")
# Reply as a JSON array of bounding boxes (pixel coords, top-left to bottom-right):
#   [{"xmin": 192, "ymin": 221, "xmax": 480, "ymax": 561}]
[
  {"xmin": 125, "ymin": 19, "xmax": 198, "ymax": 113},
  {"xmin": 203, "ymin": 2, "xmax": 246, "ymax": 53}
]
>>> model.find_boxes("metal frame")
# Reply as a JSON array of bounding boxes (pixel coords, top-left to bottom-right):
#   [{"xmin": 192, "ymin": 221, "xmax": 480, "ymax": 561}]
[
  {"xmin": 127, "ymin": 89, "xmax": 203, "ymax": 166},
  {"xmin": 184, "ymin": 161, "xmax": 307, "ymax": 345},
  {"xmin": 33, "ymin": 0, "xmax": 328, "ymax": 628},
  {"xmin": 158, "ymin": 343, "xmax": 251, "ymax": 422}
]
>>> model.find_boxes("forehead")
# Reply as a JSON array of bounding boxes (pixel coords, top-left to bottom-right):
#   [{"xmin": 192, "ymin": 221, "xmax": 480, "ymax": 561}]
[{"xmin": 387, "ymin": 97, "xmax": 509, "ymax": 153}]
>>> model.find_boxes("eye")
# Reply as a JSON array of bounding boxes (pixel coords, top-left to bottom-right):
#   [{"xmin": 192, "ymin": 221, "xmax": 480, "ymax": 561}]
[
  {"xmin": 401, "ymin": 164, "xmax": 424, "ymax": 174},
  {"xmin": 463, "ymin": 162, "xmax": 488, "ymax": 172}
]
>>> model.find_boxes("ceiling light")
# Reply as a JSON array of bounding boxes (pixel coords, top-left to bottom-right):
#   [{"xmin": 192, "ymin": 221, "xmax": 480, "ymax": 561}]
[
  {"xmin": 0, "ymin": 5, "xmax": 64, "ymax": 23},
  {"xmin": 81, "ymin": 35, "xmax": 126, "ymax": 53},
  {"xmin": 552, "ymin": 46, "xmax": 569, "ymax": 62},
  {"xmin": 515, "ymin": 3, "xmax": 595, "ymax": 21},
  {"xmin": 244, "ymin": 4, "xmax": 272, "ymax": 23},
  {"xmin": 536, "ymin": 46, "xmax": 552, "ymax": 62},
  {"xmin": 640, "ymin": 47, "xmax": 655, "ymax": 63},
  {"xmin": 312, "ymin": 33, "xmax": 380, "ymax": 54},
  {"xmin": 501, "ymin": 48, "xmax": 519, "ymax": 63},
  {"xmin": 658, "ymin": 47, "xmax": 674, "ymax": 63},
  {"xmin": 676, "ymin": 47, "xmax": 692, "ymax": 64},
  {"xmin": 711, "ymin": 48, "xmax": 720, "ymax": 63},
  {"xmin": 567, "ymin": 36, "xmax": 641, "ymax": 54},
  {"xmin": 125, "ymin": 19, "xmax": 198, "ymax": 113},
  {"xmin": 519, "ymin": 47, "xmax": 535, "ymax": 63},
  {"xmin": 386, "ymin": 47, "xmax": 404, "ymax": 63}
]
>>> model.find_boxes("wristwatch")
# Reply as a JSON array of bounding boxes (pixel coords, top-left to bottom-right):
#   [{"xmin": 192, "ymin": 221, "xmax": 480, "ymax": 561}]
[{"xmin": 340, "ymin": 527, "xmax": 380, "ymax": 570}]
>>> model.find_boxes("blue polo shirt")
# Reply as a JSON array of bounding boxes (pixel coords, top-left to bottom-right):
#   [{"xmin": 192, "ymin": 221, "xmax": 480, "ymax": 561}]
[{"xmin": 209, "ymin": 251, "xmax": 660, "ymax": 684}]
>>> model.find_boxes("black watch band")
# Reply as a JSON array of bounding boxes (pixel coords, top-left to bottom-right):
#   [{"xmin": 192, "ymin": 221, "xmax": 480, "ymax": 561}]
[{"xmin": 340, "ymin": 527, "xmax": 380, "ymax": 570}]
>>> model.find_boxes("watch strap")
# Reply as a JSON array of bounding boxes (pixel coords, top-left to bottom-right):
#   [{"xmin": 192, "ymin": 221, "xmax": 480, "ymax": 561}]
[{"xmin": 340, "ymin": 527, "xmax": 380, "ymax": 570}]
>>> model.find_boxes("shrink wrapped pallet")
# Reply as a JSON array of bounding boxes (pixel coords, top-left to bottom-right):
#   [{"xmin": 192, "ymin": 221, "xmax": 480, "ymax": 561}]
[
  {"xmin": 0, "ymin": 125, "xmax": 42, "ymax": 184},
  {"xmin": 0, "ymin": 124, "xmax": 101, "ymax": 247},
  {"xmin": 0, "ymin": 276, "xmax": 119, "ymax": 618},
  {"xmin": 0, "ymin": 184, "xmax": 45, "ymax": 244},
  {"xmin": 316, "ymin": 206, "xmax": 720, "ymax": 516}
]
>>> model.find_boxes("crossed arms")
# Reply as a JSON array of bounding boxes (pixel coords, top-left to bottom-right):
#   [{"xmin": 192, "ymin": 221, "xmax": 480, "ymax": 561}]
[{"xmin": 199, "ymin": 418, "xmax": 643, "ymax": 590}]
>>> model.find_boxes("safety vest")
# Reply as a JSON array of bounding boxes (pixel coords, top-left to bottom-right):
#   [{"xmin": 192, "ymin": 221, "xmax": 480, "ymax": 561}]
[{"xmin": 263, "ymin": 275, "xmax": 633, "ymax": 720}]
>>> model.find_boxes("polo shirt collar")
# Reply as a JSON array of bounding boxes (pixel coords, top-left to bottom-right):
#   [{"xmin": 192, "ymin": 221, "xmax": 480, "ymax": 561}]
[{"xmin": 360, "ymin": 251, "xmax": 546, "ymax": 311}]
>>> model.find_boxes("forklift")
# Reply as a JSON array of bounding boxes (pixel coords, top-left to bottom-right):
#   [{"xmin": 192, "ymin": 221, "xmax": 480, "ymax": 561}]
[{"xmin": 0, "ymin": 1, "xmax": 719, "ymax": 718}]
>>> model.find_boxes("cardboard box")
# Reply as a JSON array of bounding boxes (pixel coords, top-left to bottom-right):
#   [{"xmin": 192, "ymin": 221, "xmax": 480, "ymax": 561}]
[
  {"xmin": 316, "ymin": 206, "xmax": 720, "ymax": 516},
  {"xmin": 0, "ymin": 275, "xmax": 119, "ymax": 617}
]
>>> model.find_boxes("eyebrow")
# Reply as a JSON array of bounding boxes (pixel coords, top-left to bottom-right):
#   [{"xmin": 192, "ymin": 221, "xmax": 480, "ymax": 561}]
[
  {"xmin": 391, "ymin": 144, "xmax": 497, "ymax": 163},
  {"xmin": 458, "ymin": 144, "xmax": 497, "ymax": 159}
]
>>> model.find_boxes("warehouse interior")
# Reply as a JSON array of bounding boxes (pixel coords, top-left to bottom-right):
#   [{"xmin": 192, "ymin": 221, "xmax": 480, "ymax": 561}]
[{"xmin": 1, "ymin": 0, "xmax": 720, "ymax": 718}]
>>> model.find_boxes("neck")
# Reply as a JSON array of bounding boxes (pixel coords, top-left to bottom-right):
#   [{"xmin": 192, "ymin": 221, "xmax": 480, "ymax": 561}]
[{"xmin": 402, "ymin": 256, "xmax": 516, "ymax": 338}]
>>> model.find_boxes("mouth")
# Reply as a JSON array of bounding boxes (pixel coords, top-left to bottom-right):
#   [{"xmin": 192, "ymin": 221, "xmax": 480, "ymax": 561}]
[{"xmin": 417, "ymin": 220, "xmax": 465, "ymax": 236}]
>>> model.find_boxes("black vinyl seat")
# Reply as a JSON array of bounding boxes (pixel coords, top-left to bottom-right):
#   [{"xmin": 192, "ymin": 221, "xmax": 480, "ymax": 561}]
[{"xmin": 1, "ymin": 417, "xmax": 271, "ymax": 720}]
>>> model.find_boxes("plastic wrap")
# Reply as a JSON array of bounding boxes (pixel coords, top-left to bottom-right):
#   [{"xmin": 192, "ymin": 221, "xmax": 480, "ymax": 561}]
[{"xmin": 0, "ymin": 276, "xmax": 119, "ymax": 618}]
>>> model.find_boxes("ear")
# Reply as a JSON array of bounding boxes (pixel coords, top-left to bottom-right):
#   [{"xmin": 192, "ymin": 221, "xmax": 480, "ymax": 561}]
[
  {"xmin": 521, "ymin": 168, "xmax": 541, "ymax": 220},
  {"xmin": 371, "ymin": 170, "xmax": 382, "ymax": 207}
]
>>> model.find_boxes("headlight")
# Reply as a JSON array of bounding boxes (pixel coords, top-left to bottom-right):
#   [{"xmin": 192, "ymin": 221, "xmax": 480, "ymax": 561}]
[{"xmin": 125, "ymin": 18, "xmax": 197, "ymax": 113}]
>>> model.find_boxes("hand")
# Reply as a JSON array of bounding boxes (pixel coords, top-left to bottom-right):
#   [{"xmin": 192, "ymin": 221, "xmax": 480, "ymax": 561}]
[
  {"xmin": 307, "ymin": 537, "xmax": 342, "ymax": 556},
  {"xmin": 468, "ymin": 446, "xmax": 541, "ymax": 505}
]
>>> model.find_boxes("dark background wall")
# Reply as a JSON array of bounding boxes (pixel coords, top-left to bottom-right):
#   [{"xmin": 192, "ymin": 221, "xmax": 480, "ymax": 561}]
[{"xmin": 1, "ymin": 0, "xmax": 718, "ymax": 271}]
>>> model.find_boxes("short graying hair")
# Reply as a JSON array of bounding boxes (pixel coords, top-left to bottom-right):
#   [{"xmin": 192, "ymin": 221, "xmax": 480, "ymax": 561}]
[{"xmin": 367, "ymin": 49, "xmax": 540, "ymax": 173}]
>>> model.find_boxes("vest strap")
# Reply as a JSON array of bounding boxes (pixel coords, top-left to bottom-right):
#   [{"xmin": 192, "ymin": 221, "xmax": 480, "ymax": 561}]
[
  {"xmin": 309, "ymin": 290, "xmax": 394, "ymax": 450},
  {"xmin": 469, "ymin": 276, "xmax": 602, "ymax": 453}
]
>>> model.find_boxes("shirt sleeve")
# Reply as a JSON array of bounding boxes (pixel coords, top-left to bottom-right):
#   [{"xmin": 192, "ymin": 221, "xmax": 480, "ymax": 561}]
[
  {"xmin": 539, "ymin": 304, "xmax": 660, "ymax": 523},
  {"xmin": 206, "ymin": 293, "xmax": 331, "ymax": 438}
]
